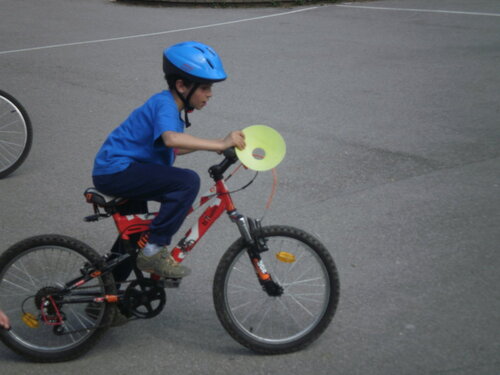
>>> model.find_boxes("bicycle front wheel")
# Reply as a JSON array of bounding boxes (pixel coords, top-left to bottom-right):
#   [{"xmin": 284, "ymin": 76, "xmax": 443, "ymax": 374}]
[
  {"xmin": 0, "ymin": 235, "xmax": 116, "ymax": 362},
  {"xmin": 0, "ymin": 90, "xmax": 33, "ymax": 178},
  {"xmin": 213, "ymin": 225, "xmax": 339, "ymax": 354}
]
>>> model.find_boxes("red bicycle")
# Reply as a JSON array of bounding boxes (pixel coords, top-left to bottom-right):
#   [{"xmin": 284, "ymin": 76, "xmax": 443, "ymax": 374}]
[{"xmin": 0, "ymin": 148, "xmax": 339, "ymax": 362}]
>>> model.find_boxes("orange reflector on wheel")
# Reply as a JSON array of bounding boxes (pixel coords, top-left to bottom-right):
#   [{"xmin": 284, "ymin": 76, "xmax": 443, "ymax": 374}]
[
  {"xmin": 276, "ymin": 252, "xmax": 296, "ymax": 263},
  {"xmin": 22, "ymin": 312, "xmax": 39, "ymax": 328}
]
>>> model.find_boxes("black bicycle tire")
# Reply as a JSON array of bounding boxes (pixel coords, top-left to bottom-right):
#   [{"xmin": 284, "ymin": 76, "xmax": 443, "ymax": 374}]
[
  {"xmin": 0, "ymin": 89, "xmax": 33, "ymax": 179},
  {"xmin": 213, "ymin": 225, "xmax": 340, "ymax": 354},
  {"xmin": 0, "ymin": 234, "xmax": 116, "ymax": 362}
]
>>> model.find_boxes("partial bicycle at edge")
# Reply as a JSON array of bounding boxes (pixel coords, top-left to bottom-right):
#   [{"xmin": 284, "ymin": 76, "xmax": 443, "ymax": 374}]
[{"xmin": 0, "ymin": 90, "xmax": 32, "ymax": 179}]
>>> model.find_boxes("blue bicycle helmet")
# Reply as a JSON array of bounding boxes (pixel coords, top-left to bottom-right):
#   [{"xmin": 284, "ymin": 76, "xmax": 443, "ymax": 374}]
[
  {"xmin": 163, "ymin": 41, "xmax": 227, "ymax": 83},
  {"xmin": 163, "ymin": 41, "xmax": 227, "ymax": 127}
]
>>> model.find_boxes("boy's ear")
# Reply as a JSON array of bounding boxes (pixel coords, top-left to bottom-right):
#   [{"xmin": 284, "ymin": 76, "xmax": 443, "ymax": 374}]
[
  {"xmin": 175, "ymin": 79, "xmax": 185, "ymax": 93},
  {"xmin": 175, "ymin": 79, "xmax": 192, "ymax": 94}
]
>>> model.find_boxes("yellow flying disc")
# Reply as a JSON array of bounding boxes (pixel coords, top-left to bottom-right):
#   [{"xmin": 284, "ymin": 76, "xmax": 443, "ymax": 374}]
[{"xmin": 235, "ymin": 125, "xmax": 286, "ymax": 171}]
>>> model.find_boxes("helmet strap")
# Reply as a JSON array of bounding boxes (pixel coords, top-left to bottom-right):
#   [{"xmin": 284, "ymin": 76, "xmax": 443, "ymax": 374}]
[{"xmin": 174, "ymin": 83, "xmax": 199, "ymax": 128}]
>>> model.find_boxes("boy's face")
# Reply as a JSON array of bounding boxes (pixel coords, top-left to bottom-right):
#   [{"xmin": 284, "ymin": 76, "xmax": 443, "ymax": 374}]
[{"xmin": 188, "ymin": 84, "xmax": 213, "ymax": 110}]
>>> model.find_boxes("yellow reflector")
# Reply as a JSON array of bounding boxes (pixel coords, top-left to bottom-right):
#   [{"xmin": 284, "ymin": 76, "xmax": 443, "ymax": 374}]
[
  {"xmin": 276, "ymin": 251, "xmax": 296, "ymax": 263},
  {"xmin": 22, "ymin": 312, "xmax": 40, "ymax": 328}
]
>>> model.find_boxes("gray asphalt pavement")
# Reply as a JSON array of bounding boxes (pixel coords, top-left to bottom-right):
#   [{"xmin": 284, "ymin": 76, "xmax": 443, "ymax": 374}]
[{"xmin": 1, "ymin": 0, "xmax": 499, "ymax": 374}]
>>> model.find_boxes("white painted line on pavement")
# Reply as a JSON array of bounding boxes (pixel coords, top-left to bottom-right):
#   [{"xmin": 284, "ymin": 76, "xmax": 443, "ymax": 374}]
[
  {"xmin": 336, "ymin": 4, "xmax": 500, "ymax": 17},
  {"xmin": 0, "ymin": 6, "xmax": 319, "ymax": 56}
]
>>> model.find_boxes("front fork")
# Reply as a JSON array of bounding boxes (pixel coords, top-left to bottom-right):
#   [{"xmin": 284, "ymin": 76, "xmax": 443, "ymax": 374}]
[{"xmin": 229, "ymin": 211, "xmax": 284, "ymax": 297}]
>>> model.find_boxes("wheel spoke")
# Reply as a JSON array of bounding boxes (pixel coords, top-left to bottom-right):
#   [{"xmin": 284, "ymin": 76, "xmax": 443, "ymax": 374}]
[
  {"xmin": 285, "ymin": 293, "xmax": 315, "ymax": 317},
  {"xmin": 252, "ymin": 301, "xmax": 274, "ymax": 335},
  {"xmin": 277, "ymin": 297, "xmax": 302, "ymax": 329},
  {"xmin": 228, "ymin": 299, "xmax": 255, "ymax": 312}
]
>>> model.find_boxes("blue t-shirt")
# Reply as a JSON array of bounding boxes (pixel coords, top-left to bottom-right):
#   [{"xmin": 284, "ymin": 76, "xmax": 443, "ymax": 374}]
[{"xmin": 93, "ymin": 91, "xmax": 184, "ymax": 176}]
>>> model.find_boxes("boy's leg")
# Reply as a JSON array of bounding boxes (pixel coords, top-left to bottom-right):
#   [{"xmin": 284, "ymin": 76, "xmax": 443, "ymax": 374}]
[
  {"xmin": 93, "ymin": 162, "xmax": 200, "ymax": 278},
  {"xmin": 94, "ymin": 162, "xmax": 200, "ymax": 242}
]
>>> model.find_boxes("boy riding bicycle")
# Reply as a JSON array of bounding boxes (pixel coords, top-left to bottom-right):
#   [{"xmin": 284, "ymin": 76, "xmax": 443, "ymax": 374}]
[{"xmin": 92, "ymin": 41, "xmax": 245, "ymax": 280}]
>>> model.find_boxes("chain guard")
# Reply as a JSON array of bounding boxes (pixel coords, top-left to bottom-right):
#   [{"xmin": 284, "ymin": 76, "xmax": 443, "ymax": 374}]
[{"xmin": 122, "ymin": 279, "xmax": 166, "ymax": 319}]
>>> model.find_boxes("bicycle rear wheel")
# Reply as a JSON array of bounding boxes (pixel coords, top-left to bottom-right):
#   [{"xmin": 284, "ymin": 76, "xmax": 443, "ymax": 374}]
[
  {"xmin": 0, "ymin": 90, "xmax": 33, "ymax": 178},
  {"xmin": 0, "ymin": 235, "xmax": 116, "ymax": 362},
  {"xmin": 213, "ymin": 225, "xmax": 339, "ymax": 354}
]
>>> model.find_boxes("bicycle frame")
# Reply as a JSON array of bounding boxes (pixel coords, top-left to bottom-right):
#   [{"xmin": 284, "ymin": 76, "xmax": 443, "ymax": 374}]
[
  {"xmin": 112, "ymin": 177, "xmax": 267, "ymax": 275},
  {"xmin": 40, "ymin": 182, "xmax": 226, "ymax": 318},
  {"xmin": 109, "ymin": 178, "xmax": 234, "ymax": 254},
  {"xmin": 61, "ymin": 152, "xmax": 278, "ymax": 311},
  {"xmin": 170, "ymin": 179, "xmax": 236, "ymax": 262}
]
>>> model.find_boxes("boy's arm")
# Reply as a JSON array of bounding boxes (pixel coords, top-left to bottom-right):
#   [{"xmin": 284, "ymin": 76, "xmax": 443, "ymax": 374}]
[
  {"xmin": 162, "ymin": 131, "xmax": 245, "ymax": 153},
  {"xmin": 175, "ymin": 148, "xmax": 196, "ymax": 156}
]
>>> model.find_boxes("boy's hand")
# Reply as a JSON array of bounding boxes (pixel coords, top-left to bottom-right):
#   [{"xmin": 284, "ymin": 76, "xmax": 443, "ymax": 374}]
[{"xmin": 223, "ymin": 131, "xmax": 246, "ymax": 151}]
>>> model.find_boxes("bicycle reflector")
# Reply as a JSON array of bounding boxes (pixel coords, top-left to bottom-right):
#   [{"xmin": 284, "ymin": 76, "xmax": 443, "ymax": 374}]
[
  {"xmin": 276, "ymin": 251, "xmax": 296, "ymax": 263},
  {"xmin": 235, "ymin": 125, "xmax": 286, "ymax": 171},
  {"xmin": 22, "ymin": 312, "xmax": 40, "ymax": 328}
]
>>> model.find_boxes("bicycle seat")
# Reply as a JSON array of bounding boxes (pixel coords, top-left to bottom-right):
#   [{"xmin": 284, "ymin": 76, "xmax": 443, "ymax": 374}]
[{"xmin": 84, "ymin": 187, "xmax": 127, "ymax": 209}]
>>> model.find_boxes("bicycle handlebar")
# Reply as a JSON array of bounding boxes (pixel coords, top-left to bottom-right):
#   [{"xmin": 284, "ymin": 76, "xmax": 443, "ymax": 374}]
[{"xmin": 208, "ymin": 148, "xmax": 239, "ymax": 181}]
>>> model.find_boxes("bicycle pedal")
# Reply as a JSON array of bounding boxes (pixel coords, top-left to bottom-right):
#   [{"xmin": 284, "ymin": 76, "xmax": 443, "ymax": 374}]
[
  {"xmin": 163, "ymin": 278, "xmax": 181, "ymax": 288},
  {"xmin": 150, "ymin": 273, "xmax": 181, "ymax": 288}
]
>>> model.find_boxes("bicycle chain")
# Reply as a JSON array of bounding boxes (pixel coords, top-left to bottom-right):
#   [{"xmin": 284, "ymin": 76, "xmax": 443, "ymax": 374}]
[{"xmin": 48, "ymin": 277, "xmax": 160, "ymax": 335}]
